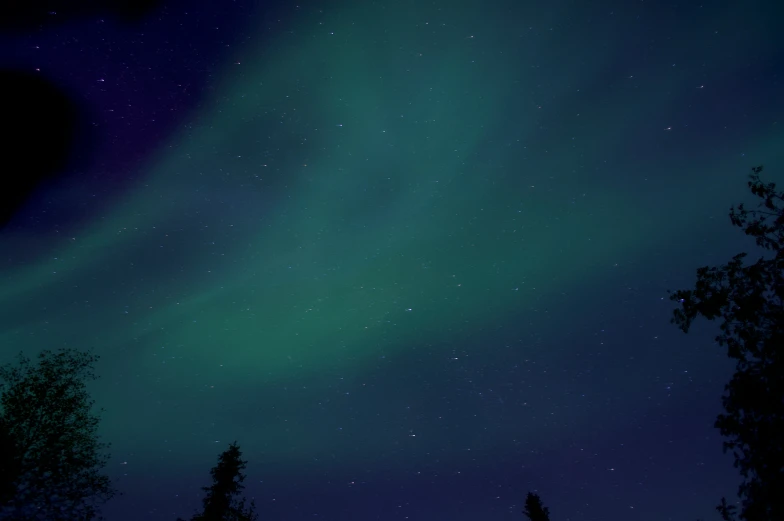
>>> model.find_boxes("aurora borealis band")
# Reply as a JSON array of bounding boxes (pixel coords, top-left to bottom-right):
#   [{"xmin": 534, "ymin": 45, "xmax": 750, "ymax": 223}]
[{"xmin": 1, "ymin": 0, "xmax": 783, "ymax": 519}]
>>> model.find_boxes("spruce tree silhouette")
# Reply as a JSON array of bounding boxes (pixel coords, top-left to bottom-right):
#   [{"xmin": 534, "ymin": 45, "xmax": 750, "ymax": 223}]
[
  {"xmin": 183, "ymin": 442, "xmax": 258, "ymax": 521},
  {"xmin": 522, "ymin": 492, "xmax": 550, "ymax": 521},
  {"xmin": 0, "ymin": 348, "xmax": 116, "ymax": 521},
  {"xmin": 671, "ymin": 165, "xmax": 784, "ymax": 521}
]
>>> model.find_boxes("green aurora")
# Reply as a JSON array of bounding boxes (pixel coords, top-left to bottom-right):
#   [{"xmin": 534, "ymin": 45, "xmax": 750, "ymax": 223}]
[{"xmin": 1, "ymin": 0, "xmax": 783, "ymax": 504}]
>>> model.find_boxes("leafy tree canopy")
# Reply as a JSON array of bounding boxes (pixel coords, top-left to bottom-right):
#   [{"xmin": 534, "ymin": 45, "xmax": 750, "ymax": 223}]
[
  {"xmin": 671, "ymin": 166, "xmax": 783, "ymax": 521},
  {"xmin": 0, "ymin": 348, "xmax": 116, "ymax": 521}
]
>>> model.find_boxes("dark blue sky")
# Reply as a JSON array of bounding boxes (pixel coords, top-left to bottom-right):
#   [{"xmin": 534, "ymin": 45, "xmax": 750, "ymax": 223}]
[{"xmin": 1, "ymin": 1, "xmax": 782, "ymax": 520}]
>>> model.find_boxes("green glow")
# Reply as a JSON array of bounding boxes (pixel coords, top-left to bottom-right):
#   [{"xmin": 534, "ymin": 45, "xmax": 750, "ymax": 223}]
[{"xmin": 1, "ymin": 0, "xmax": 783, "ymax": 478}]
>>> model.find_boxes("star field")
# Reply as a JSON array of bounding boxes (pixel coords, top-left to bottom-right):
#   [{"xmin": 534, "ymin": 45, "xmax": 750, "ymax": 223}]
[{"xmin": 1, "ymin": 0, "xmax": 783, "ymax": 520}]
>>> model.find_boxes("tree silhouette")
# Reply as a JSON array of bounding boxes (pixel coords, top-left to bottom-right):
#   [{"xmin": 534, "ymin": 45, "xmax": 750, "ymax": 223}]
[
  {"xmin": 670, "ymin": 165, "xmax": 783, "ymax": 521},
  {"xmin": 0, "ymin": 348, "xmax": 116, "ymax": 521},
  {"xmin": 184, "ymin": 441, "xmax": 258, "ymax": 521},
  {"xmin": 522, "ymin": 492, "xmax": 550, "ymax": 521}
]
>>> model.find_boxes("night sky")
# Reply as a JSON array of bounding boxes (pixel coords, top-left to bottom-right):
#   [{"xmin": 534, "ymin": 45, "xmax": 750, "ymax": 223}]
[{"xmin": 1, "ymin": 0, "xmax": 783, "ymax": 520}]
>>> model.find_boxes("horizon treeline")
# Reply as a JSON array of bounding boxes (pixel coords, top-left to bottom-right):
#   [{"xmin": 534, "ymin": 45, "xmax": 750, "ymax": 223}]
[{"xmin": 1, "ymin": 166, "xmax": 782, "ymax": 520}]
